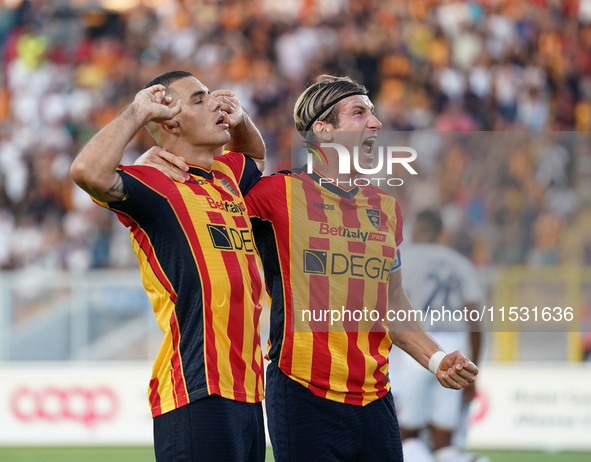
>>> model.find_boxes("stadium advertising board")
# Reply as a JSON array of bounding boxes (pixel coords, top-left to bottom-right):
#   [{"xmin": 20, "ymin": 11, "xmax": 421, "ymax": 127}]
[
  {"xmin": 466, "ymin": 364, "xmax": 591, "ymax": 451},
  {"xmin": 0, "ymin": 363, "xmax": 153, "ymax": 446},
  {"xmin": 1, "ymin": 362, "xmax": 590, "ymax": 449}
]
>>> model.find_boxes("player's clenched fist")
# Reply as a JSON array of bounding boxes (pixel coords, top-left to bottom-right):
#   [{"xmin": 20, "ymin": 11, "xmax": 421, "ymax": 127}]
[
  {"xmin": 133, "ymin": 84, "xmax": 183, "ymax": 124},
  {"xmin": 435, "ymin": 350, "xmax": 478, "ymax": 390}
]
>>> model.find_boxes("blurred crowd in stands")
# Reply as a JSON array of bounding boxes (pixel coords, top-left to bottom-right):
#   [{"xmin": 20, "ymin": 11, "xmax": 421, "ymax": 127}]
[{"xmin": 1, "ymin": 0, "xmax": 591, "ymax": 273}]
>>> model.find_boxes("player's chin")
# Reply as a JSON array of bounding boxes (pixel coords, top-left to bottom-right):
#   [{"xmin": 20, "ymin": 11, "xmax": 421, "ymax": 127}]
[
  {"xmin": 358, "ymin": 154, "xmax": 374, "ymax": 170},
  {"xmin": 216, "ymin": 130, "xmax": 231, "ymax": 145}
]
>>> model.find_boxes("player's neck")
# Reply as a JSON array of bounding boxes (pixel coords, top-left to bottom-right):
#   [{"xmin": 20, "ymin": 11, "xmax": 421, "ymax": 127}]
[{"xmin": 163, "ymin": 141, "xmax": 222, "ymax": 170}]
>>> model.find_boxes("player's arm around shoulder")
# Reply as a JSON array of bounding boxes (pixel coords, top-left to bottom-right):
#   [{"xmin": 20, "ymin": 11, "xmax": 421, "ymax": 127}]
[{"xmin": 70, "ymin": 85, "xmax": 182, "ymax": 202}]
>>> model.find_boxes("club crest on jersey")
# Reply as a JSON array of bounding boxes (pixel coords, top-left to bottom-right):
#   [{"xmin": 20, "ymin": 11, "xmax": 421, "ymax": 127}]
[
  {"xmin": 220, "ymin": 178, "xmax": 238, "ymax": 196},
  {"xmin": 366, "ymin": 209, "xmax": 380, "ymax": 229}
]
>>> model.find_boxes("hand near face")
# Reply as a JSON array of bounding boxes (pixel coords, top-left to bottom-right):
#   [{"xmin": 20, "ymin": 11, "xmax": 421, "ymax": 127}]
[
  {"xmin": 211, "ymin": 89, "xmax": 244, "ymax": 128},
  {"xmin": 134, "ymin": 84, "xmax": 182, "ymax": 125}
]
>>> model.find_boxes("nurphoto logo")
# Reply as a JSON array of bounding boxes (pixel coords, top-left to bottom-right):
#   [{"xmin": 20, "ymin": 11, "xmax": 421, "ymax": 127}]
[{"xmin": 304, "ymin": 141, "xmax": 418, "ymax": 187}]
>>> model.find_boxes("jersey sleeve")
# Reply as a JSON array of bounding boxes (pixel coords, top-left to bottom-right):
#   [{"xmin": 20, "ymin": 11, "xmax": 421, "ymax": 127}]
[
  {"xmin": 215, "ymin": 151, "xmax": 262, "ymax": 196},
  {"xmin": 389, "ymin": 248, "xmax": 402, "ymax": 273},
  {"xmin": 245, "ymin": 174, "xmax": 287, "ymax": 221},
  {"xmin": 92, "ymin": 165, "xmax": 168, "ymax": 227}
]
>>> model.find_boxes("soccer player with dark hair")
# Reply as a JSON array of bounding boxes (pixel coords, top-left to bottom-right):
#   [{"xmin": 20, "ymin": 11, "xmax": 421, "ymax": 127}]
[
  {"xmin": 70, "ymin": 71, "xmax": 267, "ymax": 462},
  {"xmin": 135, "ymin": 74, "xmax": 478, "ymax": 461}
]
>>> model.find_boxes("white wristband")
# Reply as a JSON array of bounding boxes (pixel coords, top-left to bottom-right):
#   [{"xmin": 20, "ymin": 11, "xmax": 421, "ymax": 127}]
[{"xmin": 428, "ymin": 351, "xmax": 446, "ymax": 375}]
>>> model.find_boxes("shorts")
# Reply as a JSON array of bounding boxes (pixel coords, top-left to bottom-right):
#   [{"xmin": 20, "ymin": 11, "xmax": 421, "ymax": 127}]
[
  {"xmin": 391, "ymin": 333, "xmax": 466, "ymax": 431},
  {"xmin": 266, "ymin": 361, "xmax": 403, "ymax": 462},
  {"xmin": 153, "ymin": 394, "xmax": 265, "ymax": 462}
]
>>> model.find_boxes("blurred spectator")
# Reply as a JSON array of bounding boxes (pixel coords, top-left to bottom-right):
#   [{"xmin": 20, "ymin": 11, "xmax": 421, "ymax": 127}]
[{"xmin": 0, "ymin": 0, "xmax": 589, "ymax": 271}]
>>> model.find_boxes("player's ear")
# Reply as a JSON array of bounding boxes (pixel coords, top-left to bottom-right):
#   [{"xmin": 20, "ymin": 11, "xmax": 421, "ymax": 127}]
[
  {"xmin": 160, "ymin": 119, "xmax": 180, "ymax": 135},
  {"xmin": 312, "ymin": 121, "xmax": 333, "ymax": 142}
]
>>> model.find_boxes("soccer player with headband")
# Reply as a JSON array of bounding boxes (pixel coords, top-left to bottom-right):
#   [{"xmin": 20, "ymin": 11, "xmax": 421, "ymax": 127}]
[{"xmin": 134, "ymin": 74, "xmax": 478, "ymax": 462}]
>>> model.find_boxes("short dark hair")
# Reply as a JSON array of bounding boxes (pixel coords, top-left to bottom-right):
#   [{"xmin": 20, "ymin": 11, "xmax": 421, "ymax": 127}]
[
  {"xmin": 415, "ymin": 209, "xmax": 443, "ymax": 239},
  {"xmin": 144, "ymin": 70, "xmax": 194, "ymax": 89}
]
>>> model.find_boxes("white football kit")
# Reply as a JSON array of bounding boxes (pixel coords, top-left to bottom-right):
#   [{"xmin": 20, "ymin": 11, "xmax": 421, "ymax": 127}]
[{"xmin": 391, "ymin": 243, "xmax": 482, "ymax": 430}]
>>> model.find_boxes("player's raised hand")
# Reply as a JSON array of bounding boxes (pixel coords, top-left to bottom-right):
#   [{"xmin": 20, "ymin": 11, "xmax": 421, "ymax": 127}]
[
  {"xmin": 135, "ymin": 146, "xmax": 190, "ymax": 183},
  {"xmin": 134, "ymin": 84, "xmax": 182, "ymax": 124},
  {"xmin": 436, "ymin": 350, "xmax": 478, "ymax": 390},
  {"xmin": 211, "ymin": 89, "xmax": 244, "ymax": 128}
]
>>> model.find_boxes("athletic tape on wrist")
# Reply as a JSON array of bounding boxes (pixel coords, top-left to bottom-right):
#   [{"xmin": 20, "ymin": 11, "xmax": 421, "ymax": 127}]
[{"xmin": 428, "ymin": 351, "xmax": 446, "ymax": 375}]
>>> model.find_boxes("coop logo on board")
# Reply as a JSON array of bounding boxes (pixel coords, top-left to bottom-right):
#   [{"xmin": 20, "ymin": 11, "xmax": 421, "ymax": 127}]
[{"xmin": 10, "ymin": 386, "xmax": 119, "ymax": 427}]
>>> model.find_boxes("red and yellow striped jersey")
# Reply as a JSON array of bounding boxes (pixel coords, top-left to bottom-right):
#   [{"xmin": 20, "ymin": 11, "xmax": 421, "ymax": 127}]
[
  {"xmin": 95, "ymin": 152, "xmax": 264, "ymax": 417},
  {"xmin": 246, "ymin": 168, "xmax": 403, "ymax": 406}
]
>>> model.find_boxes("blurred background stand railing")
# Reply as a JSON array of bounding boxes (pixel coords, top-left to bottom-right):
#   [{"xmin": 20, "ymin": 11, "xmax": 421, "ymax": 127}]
[{"xmin": 0, "ymin": 269, "xmax": 160, "ymax": 362}]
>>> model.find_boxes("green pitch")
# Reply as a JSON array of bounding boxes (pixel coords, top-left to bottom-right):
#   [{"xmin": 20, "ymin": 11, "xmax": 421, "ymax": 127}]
[{"xmin": 0, "ymin": 447, "xmax": 589, "ymax": 461}]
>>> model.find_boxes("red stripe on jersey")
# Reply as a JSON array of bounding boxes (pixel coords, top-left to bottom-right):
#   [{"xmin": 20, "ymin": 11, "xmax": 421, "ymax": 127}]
[
  {"xmin": 207, "ymin": 211, "xmax": 226, "ymax": 225},
  {"xmin": 169, "ymin": 369, "xmax": 177, "ymax": 407},
  {"xmin": 308, "ymin": 274, "xmax": 331, "ymax": 393},
  {"xmin": 302, "ymin": 175, "xmax": 328, "ymax": 223},
  {"xmin": 162, "ymin": 187, "xmax": 219, "ymax": 396},
  {"xmin": 342, "ymin": 277, "xmax": 363, "ymax": 333},
  {"xmin": 373, "ymin": 280, "xmax": 389, "ymax": 323},
  {"xmin": 394, "ymin": 201, "xmax": 403, "ymax": 246},
  {"xmin": 131, "ymin": 227, "xmax": 177, "ymax": 303},
  {"xmin": 309, "ymin": 274, "xmax": 330, "ymax": 332},
  {"xmin": 348, "ymin": 241, "xmax": 365, "ymax": 254},
  {"xmin": 149, "ymin": 378, "xmax": 161, "ymax": 417},
  {"xmin": 309, "ymin": 332, "xmax": 330, "ymax": 399},
  {"xmin": 343, "ymin": 334, "xmax": 365, "ymax": 404},
  {"xmin": 215, "ymin": 152, "xmax": 246, "ymax": 184},
  {"xmin": 221, "ymin": 251, "xmax": 247, "ymax": 398},
  {"xmin": 382, "ymin": 246, "xmax": 395, "ymax": 259},
  {"xmin": 169, "ymin": 312, "xmax": 189, "ymax": 407},
  {"xmin": 340, "ymin": 196, "xmax": 361, "ymax": 229},
  {"xmin": 369, "ymin": 282, "xmax": 388, "ymax": 393},
  {"xmin": 308, "ymin": 274, "xmax": 331, "ymax": 397},
  {"xmin": 344, "ymin": 277, "xmax": 368, "ymax": 402},
  {"xmin": 233, "ymin": 215, "xmax": 248, "ymax": 228},
  {"xmin": 116, "ymin": 166, "xmax": 263, "ymax": 404},
  {"xmin": 246, "ymin": 253, "xmax": 264, "ymax": 401},
  {"xmin": 246, "ymin": 254, "xmax": 263, "ymax": 319},
  {"xmin": 309, "ymin": 237, "xmax": 330, "ymax": 250},
  {"xmin": 273, "ymin": 180, "xmax": 295, "ymax": 376}
]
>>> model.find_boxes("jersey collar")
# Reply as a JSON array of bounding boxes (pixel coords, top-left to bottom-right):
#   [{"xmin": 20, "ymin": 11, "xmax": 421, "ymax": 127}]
[
  {"xmin": 293, "ymin": 165, "xmax": 360, "ymax": 200},
  {"xmin": 187, "ymin": 165, "xmax": 213, "ymax": 180}
]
